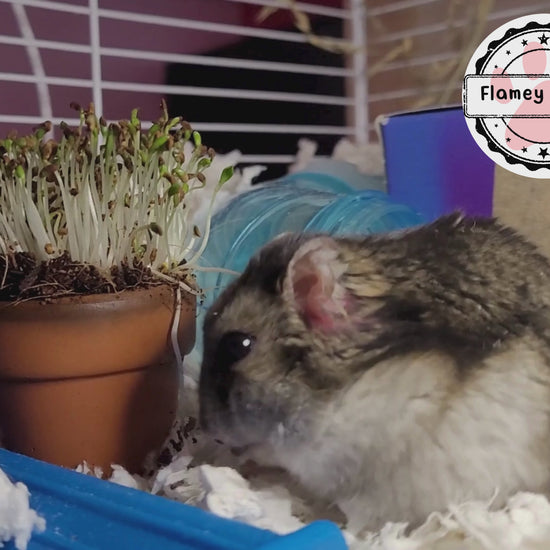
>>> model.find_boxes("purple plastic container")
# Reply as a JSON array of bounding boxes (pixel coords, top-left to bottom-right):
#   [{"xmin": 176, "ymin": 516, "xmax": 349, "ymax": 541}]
[{"xmin": 379, "ymin": 106, "xmax": 495, "ymax": 221}]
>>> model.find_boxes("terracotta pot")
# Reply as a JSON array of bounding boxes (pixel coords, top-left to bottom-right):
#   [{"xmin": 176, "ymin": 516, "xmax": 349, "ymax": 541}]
[{"xmin": 0, "ymin": 285, "xmax": 195, "ymax": 474}]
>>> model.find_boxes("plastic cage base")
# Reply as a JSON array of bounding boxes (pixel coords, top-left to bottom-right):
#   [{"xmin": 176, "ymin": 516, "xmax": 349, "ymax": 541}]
[{"xmin": 0, "ymin": 449, "xmax": 347, "ymax": 550}]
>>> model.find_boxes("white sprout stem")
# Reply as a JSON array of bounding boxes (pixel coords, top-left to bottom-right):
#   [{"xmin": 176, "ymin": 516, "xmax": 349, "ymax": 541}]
[
  {"xmin": 150, "ymin": 268, "xmax": 199, "ymax": 295},
  {"xmin": 0, "ymin": 109, "xmax": 234, "ymax": 297},
  {"xmin": 172, "ymin": 201, "xmax": 192, "ymax": 263},
  {"xmin": 0, "ymin": 212, "xmax": 23, "ymax": 253},
  {"xmin": 22, "ymin": 159, "xmax": 52, "ymax": 252},
  {"xmin": 185, "ymin": 185, "xmax": 222, "ymax": 267},
  {"xmin": 181, "ymin": 265, "xmax": 241, "ymax": 276},
  {"xmin": 170, "ymin": 286, "xmax": 184, "ymax": 393},
  {"xmin": 8, "ymin": 182, "xmax": 35, "ymax": 255},
  {"xmin": 0, "ymin": 247, "xmax": 8, "ymax": 288},
  {"xmin": 84, "ymin": 160, "xmax": 102, "ymax": 265},
  {"xmin": 55, "ymin": 165, "xmax": 80, "ymax": 261},
  {"xmin": 51, "ymin": 212, "xmax": 64, "ymax": 250},
  {"xmin": 81, "ymin": 164, "xmax": 100, "ymax": 263},
  {"xmin": 21, "ymin": 190, "xmax": 50, "ymax": 257},
  {"xmin": 178, "ymin": 236, "xmax": 197, "ymax": 263},
  {"xmin": 0, "ymin": 234, "xmax": 8, "ymax": 255},
  {"xmin": 37, "ymin": 173, "xmax": 57, "ymax": 249}
]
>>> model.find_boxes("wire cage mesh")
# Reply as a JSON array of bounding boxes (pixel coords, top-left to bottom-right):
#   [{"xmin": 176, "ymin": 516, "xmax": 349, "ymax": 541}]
[{"xmin": 0, "ymin": 0, "xmax": 368, "ymax": 179}]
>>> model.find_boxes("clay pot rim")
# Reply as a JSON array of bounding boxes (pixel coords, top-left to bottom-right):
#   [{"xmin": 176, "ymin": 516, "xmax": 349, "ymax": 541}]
[
  {"xmin": 0, "ymin": 284, "xmax": 196, "ymax": 320},
  {"xmin": 0, "ymin": 283, "xmax": 197, "ymax": 378}
]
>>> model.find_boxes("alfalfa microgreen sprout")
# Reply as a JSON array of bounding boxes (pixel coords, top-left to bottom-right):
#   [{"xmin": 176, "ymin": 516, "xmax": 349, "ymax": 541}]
[{"xmin": 0, "ymin": 101, "xmax": 234, "ymax": 295}]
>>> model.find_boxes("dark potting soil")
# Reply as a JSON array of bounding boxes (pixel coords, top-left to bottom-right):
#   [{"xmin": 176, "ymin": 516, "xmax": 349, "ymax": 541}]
[{"xmin": 0, "ymin": 252, "xmax": 166, "ymax": 301}]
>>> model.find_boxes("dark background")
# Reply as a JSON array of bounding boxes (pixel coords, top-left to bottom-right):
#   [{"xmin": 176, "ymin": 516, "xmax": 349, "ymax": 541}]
[{"xmin": 166, "ymin": 17, "xmax": 345, "ymax": 182}]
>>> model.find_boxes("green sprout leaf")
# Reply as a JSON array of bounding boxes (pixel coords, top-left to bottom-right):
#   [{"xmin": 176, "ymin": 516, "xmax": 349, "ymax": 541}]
[
  {"xmin": 15, "ymin": 165, "xmax": 25, "ymax": 181},
  {"xmin": 168, "ymin": 183, "xmax": 182, "ymax": 197},
  {"xmin": 173, "ymin": 168, "xmax": 188, "ymax": 183},
  {"xmin": 197, "ymin": 157, "xmax": 212, "ymax": 170},
  {"xmin": 0, "ymin": 102, "xmax": 237, "ymax": 284},
  {"xmin": 130, "ymin": 108, "xmax": 139, "ymax": 128},
  {"xmin": 167, "ymin": 117, "xmax": 181, "ymax": 131},
  {"xmin": 2, "ymin": 138, "xmax": 12, "ymax": 152},
  {"xmin": 104, "ymin": 131, "xmax": 115, "ymax": 154},
  {"xmin": 192, "ymin": 131, "xmax": 202, "ymax": 147},
  {"xmin": 148, "ymin": 123, "xmax": 160, "ymax": 136},
  {"xmin": 151, "ymin": 135, "xmax": 169, "ymax": 153},
  {"xmin": 218, "ymin": 166, "xmax": 234, "ymax": 187}
]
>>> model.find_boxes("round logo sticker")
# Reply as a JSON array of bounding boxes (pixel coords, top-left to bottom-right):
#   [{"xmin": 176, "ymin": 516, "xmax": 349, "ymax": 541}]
[{"xmin": 463, "ymin": 14, "xmax": 550, "ymax": 178}]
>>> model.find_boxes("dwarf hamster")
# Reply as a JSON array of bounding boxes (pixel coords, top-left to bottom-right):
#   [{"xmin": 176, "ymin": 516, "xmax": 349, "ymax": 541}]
[{"xmin": 199, "ymin": 213, "xmax": 550, "ymax": 533}]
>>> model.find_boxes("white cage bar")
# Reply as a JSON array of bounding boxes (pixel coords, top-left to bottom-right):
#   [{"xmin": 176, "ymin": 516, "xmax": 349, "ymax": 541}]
[{"xmin": 0, "ymin": 0, "xmax": 369, "ymax": 168}]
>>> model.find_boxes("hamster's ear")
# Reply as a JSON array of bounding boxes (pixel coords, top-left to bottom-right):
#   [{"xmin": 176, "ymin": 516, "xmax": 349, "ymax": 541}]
[{"xmin": 283, "ymin": 236, "xmax": 352, "ymax": 332}]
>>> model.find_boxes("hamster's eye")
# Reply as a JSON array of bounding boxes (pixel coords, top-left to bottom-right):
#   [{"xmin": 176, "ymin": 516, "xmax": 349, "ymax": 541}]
[
  {"xmin": 217, "ymin": 331, "xmax": 255, "ymax": 368},
  {"xmin": 212, "ymin": 332, "xmax": 255, "ymax": 406}
]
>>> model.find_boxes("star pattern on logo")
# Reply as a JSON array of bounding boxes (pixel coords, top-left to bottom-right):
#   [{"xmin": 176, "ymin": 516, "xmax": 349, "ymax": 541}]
[{"xmin": 464, "ymin": 18, "xmax": 550, "ymax": 176}]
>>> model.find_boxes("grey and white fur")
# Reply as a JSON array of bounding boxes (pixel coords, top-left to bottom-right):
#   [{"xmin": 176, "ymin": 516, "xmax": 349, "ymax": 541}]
[{"xmin": 199, "ymin": 213, "xmax": 550, "ymax": 533}]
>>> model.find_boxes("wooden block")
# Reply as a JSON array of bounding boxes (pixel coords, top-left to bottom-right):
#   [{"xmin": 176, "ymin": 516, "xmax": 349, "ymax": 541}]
[{"xmin": 493, "ymin": 165, "xmax": 550, "ymax": 258}]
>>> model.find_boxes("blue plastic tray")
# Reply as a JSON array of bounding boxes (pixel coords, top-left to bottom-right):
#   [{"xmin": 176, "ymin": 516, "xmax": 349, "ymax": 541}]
[{"xmin": 0, "ymin": 449, "xmax": 347, "ymax": 550}]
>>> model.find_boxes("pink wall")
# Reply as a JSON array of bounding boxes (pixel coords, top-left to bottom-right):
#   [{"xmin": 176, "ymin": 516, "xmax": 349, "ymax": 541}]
[
  {"xmin": 0, "ymin": 0, "xmax": 342, "ymax": 136},
  {"xmin": 0, "ymin": 0, "xmax": 248, "ymax": 134}
]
